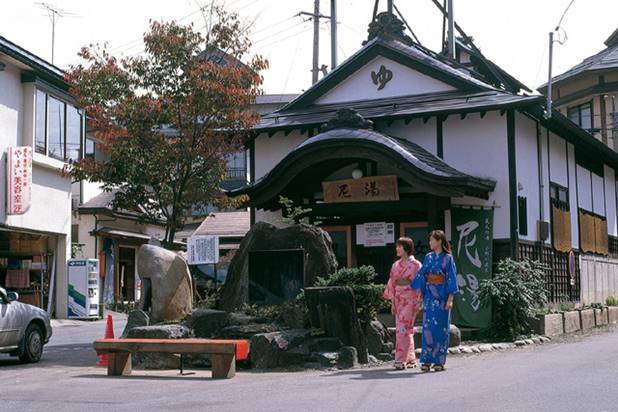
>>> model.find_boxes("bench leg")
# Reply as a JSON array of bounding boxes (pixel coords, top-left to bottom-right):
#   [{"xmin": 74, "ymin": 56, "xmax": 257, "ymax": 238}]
[
  {"xmin": 211, "ymin": 354, "xmax": 236, "ymax": 379},
  {"xmin": 108, "ymin": 352, "xmax": 132, "ymax": 376}
]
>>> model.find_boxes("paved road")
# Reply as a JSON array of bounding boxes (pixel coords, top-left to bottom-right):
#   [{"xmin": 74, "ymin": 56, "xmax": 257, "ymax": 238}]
[{"xmin": 1, "ymin": 316, "xmax": 617, "ymax": 412}]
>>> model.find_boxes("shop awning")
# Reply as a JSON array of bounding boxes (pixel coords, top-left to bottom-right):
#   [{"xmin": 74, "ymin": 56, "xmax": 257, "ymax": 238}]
[{"xmin": 229, "ymin": 117, "xmax": 496, "ymax": 208}]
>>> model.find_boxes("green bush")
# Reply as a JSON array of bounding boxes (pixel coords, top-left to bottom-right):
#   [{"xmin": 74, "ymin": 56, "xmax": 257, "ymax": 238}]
[
  {"xmin": 479, "ymin": 258, "xmax": 548, "ymax": 340},
  {"xmin": 314, "ymin": 265, "xmax": 389, "ymax": 320},
  {"xmin": 606, "ymin": 295, "xmax": 618, "ymax": 306}
]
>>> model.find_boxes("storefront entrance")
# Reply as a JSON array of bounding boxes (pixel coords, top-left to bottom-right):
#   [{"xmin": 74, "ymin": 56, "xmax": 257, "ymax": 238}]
[{"xmin": 322, "ymin": 221, "xmax": 430, "ymax": 282}]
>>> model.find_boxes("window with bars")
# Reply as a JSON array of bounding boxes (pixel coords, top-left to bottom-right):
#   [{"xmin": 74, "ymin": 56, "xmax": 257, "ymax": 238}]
[{"xmin": 550, "ymin": 183, "xmax": 569, "ymax": 211}]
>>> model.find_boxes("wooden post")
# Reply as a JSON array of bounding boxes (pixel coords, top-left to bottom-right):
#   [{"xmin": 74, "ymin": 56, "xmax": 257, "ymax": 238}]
[
  {"xmin": 211, "ymin": 353, "xmax": 236, "ymax": 379},
  {"xmin": 107, "ymin": 352, "xmax": 132, "ymax": 376}
]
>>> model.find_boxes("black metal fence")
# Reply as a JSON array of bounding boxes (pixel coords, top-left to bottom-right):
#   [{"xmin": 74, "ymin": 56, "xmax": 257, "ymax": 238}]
[{"xmin": 519, "ymin": 242, "xmax": 580, "ymax": 303}]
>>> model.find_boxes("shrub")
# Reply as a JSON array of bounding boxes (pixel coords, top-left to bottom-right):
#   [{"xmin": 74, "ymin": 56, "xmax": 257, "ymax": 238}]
[
  {"xmin": 479, "ymin": 258, "xmax": 548, "ymax": 340},
  {"xmin": 314, "ymin": 265, "xmax": 389, "ymax": 320},
  {"xmin": 606, "ymin": 295, "xmax": 618, "ymax": 306}
]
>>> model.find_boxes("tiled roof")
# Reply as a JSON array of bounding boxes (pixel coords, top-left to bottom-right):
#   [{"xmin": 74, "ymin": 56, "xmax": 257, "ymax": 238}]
[
  {"xmin": 192, "ymin": 211, "xmax": 250, "ymax": 238},
  {"xmin": 255, "ymin": 90, "xmax": 540, "ymax": 131}
]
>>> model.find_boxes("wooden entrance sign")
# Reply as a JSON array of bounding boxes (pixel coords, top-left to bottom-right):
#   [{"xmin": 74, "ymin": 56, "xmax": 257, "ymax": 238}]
[{"xmin": 322, "ymin": 175, "xmax": 399, "ymax": 203}]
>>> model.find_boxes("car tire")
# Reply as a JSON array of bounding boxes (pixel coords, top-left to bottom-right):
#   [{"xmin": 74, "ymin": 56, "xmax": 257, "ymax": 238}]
[{"xmin": 19, "ymin": 323, "xmax": 44, "ymax": 363}]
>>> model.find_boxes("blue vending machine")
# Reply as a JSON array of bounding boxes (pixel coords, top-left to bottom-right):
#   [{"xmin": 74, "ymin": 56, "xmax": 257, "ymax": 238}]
[{"xmin": 67, "ymin": 259, "xmax": 99, "ymax": 319}]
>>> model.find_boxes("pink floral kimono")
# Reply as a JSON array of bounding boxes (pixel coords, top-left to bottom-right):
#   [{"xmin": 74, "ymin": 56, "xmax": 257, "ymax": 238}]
[{"xmin": 383, "ymin": 257, "xmax": 422, "ymax": 365}]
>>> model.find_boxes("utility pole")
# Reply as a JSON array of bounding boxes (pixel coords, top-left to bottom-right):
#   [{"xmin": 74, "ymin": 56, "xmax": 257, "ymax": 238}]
[
  {"xmin": 447, "ymin": 0, "xmax": 455, "ymax": 59},
  {"xmin": 312, "ymin": 0, "xmax": 320, "ymax": 84},
  {"xmin": 546, "ymin": 31, "xmax": 555, "ymax": 119},
  {"xmin": 387, "ymin": 0, "xmax": 393, "ymax": 14},
  {"xmin": 330, "ymin": 0, "xmax": 337, "ymax": 70},
  {"xmin": 299, "ymin": 1, "xmax": 333, "ymax": 84}
]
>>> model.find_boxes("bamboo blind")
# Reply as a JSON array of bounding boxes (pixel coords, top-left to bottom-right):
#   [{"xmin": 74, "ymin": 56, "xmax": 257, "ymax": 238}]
[
  {"xmin": 579, "ymin": 210, "xmax": 596, "ymax": 253},
  {"xmin": 551, "ymin": 205, "xmax": 572, "ymax": 253}
]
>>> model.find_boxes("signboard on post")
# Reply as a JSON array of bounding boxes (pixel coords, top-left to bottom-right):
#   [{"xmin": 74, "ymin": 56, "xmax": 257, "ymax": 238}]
[
  {"xmin": 451, "ymin": 207, "xmax": 494, "ymax": 328},
  {"xmin": 7, "ymin": 146, "xmax": 33, "ymax": 215},
  {"xmin": 187, "ymin": 235, "xmax": 219, "ymax": 265},
  {"xmin": 323, "ymin": 175, "xmax": 399, "ymax": 203}
]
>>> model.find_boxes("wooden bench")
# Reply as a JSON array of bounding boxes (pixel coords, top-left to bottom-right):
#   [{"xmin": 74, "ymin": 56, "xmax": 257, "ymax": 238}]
[{"xmin": 93, "ymin": 338, "xmax": 249, "ymax": 379}]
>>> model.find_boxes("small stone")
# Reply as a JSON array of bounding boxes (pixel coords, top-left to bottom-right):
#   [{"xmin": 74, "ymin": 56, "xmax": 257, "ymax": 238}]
[
  {"xmin": 531, "ymin": 337, "xmax": 542, "ymax": 344},
  {"xmin": 460, "ymin": 346, "xmax": 474, "ymax": 354},
  {"xmin": 471, "ymin": 346, "xmax": 481, "ymax": 353},
  {"xmin": 448, "ymin": 347, "xmax": 461, "ymax": 355},
  {"xmin": 492, "ymin": 343, "xmax": 503, "ymax": 350},
  {"xmin": 524, "ymin": 339, "xmax": 534, "ymax": 345},
  {"xmin": 514, "ymin": 340, "xmax": 526, "ymax": 346},
  {"xmin": 121, "ymin": 310, "xmax": 150, "ymax": 338},
  {"xmin": 368, "ymin": 355, "xmax": 379, "ymax": 364},
  {"xmin": 338, "ymin": 346, "xmax": 359, "ymax": 369},
  {"xmin": 376, "ymin": 352, "xmax": 394, "ymax": 362},
  {"xmin": 312, "ymin": 352, "xmax": 339, "ymax": 367},
  {"xmin": 540, "ymin": 336, "xmax": 551, "ymax": 343},
  {"xmin": 478, "ymin": 344, "xmax": 494, "ymax": 352}
]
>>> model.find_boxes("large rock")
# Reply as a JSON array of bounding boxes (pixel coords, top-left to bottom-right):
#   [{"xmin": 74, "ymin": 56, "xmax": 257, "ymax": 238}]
[
  {"xmin": 127, "ymin": 325, "xmax": 191, "ymax": 369},
  {"xmin": 216, "ymin": 323, "xmax": 279, "ymax": 339},
  {"xmin": 304, "ymin": 286, "xmax": 369, "ymax": 363},
  {"xmin": 365, "ymin": 320, "xmax": 390, "ymax": 356},
  {"xmin": 250, "ymin": 329, "xmax": 309, "ymax": 368},
  {"xmin": 184, "ymin": 309, "xmax": 230, "ymax": 338},
  {"xmin": 338, "ymin": 346, "xmax": 359, "ymax": 369},
  {"xmin": 121, "ymin": 310, "xmax": 150, "ymax": 338},
  {"xmin": 220, "ymin": 222, "xmax": 337, "ymax": 311},
  {"xmin": 137, "ymin": 244, "xmax": 193, "ymax": 323}
]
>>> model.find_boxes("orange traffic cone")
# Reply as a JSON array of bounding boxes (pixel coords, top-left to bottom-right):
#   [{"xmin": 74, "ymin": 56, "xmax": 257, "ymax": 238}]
[{"xmin": 95, "ymin": 314, "xmax": 115, "ymax": 366}]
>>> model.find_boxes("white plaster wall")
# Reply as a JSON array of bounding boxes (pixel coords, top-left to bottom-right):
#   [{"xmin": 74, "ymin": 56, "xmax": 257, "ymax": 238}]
[
  {"xmin": 382, "ymin": 117, "xmax": 437, "ymax": 154},
  {"xmin": 577, "ymin": 166, "xmax": 593, "ymax": 212},
  {"xmin": 315, "ymin": 56, "xmax": 455, "ymax": 105},
  {"xmin": 548, "ymin": 132, "xmax": 568, "ymax": 187},
  {"xmin": 442, "ymin": 111, "xmax": 509, "ymax": 239},
  {"xmin": 567, "ymin": 143, "xmax": 579, "ymax": 249},
  {"xmin": 605, "ymin": 166, "xmax": 617, "ymax": 236},
  {"xmin": 592, "ymin": 172, "xmax": 606, "ymax": 216},
  {"xmin": 254, "ymin": 130, "xmax": 307, "ymax": 180},
  {"xmin": 81, "ymin": 180, "xmax": 105, "ymax": 204},
  {"xmin": 515, "ymin": 114, "xmax": 540, "ymax": 242}
]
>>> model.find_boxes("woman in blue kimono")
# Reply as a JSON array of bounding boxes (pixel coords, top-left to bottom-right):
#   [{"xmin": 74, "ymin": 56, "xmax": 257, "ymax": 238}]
[{"xmin": 411, "ymin": 230, "xmax": 458, "ymax": 372}]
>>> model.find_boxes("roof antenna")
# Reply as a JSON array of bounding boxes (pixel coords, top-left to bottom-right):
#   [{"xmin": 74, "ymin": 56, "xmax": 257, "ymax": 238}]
[{"xmin": 36, "ymin": 2, "xmax": 79, "ymax": 64}]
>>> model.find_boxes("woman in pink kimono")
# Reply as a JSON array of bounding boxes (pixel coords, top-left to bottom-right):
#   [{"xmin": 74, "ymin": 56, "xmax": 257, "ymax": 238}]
[{"xmin": 383, "ymin": 237, "xmax": 422, "ymax": 370}]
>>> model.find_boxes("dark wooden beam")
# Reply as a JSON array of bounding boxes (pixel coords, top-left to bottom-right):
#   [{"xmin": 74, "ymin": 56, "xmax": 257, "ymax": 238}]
[
  {"xmin": 507, "ymin": 109, "xmax": 519, "ymax": 259},
  {"xmin": 422, "ymin": 116, "xmax": 431, "ymax": 124},
  {"xmin": 460, "ymin": 112, "xmax": 468, "ymax": 120},
  {"xmin": 500, "ymin": 109, "xmax": 506, "ymax": 116},
  {"xmin": 267, "ymin": 130, "xmax": 276, "ymax": 138},
  {"xmin": 437, "ymin": 116, "xmax": 444, "ymax": 159},
  {"xmin": 480, "ymin": 111, "xmax": 487, "ymax": 119},
  {"xmin": 284, "ymin": 129, "xmax": 293, "ymax": 136}
]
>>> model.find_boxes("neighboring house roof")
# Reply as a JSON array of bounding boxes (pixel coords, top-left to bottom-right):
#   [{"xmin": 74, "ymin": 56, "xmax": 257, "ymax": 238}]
[
  {"xmin": 254, "ymin": 94, "xmax": 299, "ymax": 104},
  {"xmin": 78, "ymin": 189, "xmax": 165, "ymax": 224},
  {"xmin": 192, "ymin": 211, "xmax": 250, "ymax": 238},
  {"xmin": 255, "ymin": 90, "xmax": 541, "ymax": 132},
  {"xmin": 539, "ymin": 27, "xmax": 618, "ymax": 90},
  {"xmin": 0, "ymin": 35, "xmax": 68, "ymax": 91}
]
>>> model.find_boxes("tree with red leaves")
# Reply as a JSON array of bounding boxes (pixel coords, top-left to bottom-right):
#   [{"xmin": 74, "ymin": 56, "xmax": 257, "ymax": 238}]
[{"xmin": 67, "ymin": 8, "xmax": 267, "ymax": 247}]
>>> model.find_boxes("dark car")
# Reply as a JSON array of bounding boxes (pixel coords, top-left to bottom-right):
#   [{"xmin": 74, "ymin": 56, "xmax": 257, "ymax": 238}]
[{"xmin": 0, "ymin": 286, "xmax": 52, "ymax": 363}]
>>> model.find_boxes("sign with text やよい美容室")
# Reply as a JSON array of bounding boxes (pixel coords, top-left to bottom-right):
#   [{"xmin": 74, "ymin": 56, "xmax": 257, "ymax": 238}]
[
  {"xmin": 322, "ymin": 175, "xmax": 399, "ymax": 204},
  {"xmin": 7, "ymin": 146, "xmax": 32, "ymax": 215}
]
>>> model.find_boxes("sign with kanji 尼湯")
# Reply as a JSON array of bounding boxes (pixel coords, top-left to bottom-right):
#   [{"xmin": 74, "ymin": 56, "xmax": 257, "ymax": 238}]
[{"xmin": 322, "ymin": 175, "xmax": 398, "ymax": 204}]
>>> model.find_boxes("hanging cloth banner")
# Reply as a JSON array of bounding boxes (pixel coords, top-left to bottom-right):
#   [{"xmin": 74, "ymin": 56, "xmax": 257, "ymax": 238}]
[{"xmin": 451, "ymin": 207, "xmax": 494, "ymax": 328}]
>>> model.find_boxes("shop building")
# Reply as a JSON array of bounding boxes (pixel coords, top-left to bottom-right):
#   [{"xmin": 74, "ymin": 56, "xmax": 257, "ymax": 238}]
[
  {"xmin": 0, "ymin": 36, "xmax": 84, "ymax": 318},
  {"xmin": 231, "ymin": 14, "xmax": 618, "ymax": 325}
]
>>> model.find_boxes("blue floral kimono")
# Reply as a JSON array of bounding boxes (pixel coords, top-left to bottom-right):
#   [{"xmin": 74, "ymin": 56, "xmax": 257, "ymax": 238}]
[{"xmin": 411, "ymin": 251, "xmax": 459, "ymax": 365}]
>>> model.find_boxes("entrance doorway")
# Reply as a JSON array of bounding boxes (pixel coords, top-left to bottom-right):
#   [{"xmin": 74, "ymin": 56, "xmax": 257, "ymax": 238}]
[{"xmin": 118, "ymin": 247, "xmax": 136, "ymax": 302}]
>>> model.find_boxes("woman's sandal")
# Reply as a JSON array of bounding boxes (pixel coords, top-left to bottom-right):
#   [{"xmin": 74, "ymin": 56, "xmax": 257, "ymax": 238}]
[
  {"xmin": 432, "ymin": 364, "xmax": 446, "ymax": 372},
  {"xmin": 420, "ymin": 363, "xmax": 431, "ymax": 372}
]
